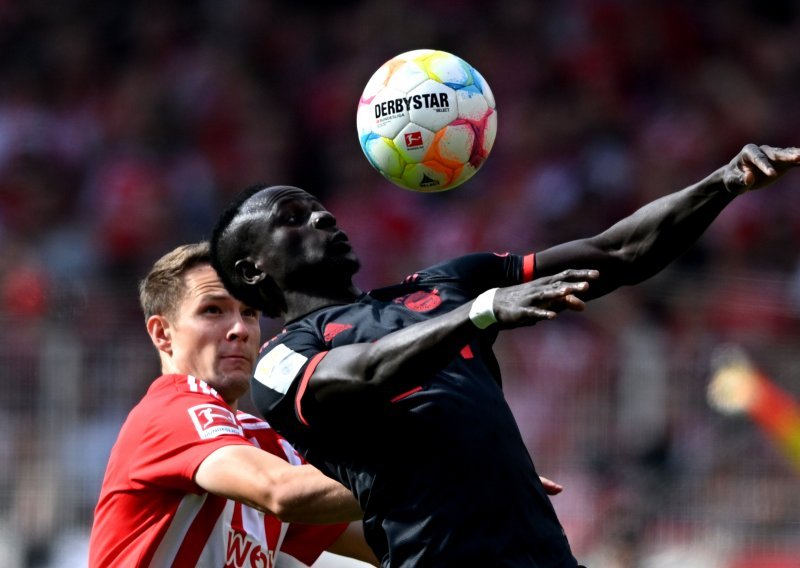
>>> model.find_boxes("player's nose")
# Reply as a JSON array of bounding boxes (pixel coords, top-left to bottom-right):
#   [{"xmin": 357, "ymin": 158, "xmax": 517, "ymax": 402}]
[
  {"xmin": 311, "ymin": 210, "xmax": 336, "ymax": 230},
  {"xmin": 227, "ymin": 316, "xmax": 250, "ymax": 341}
]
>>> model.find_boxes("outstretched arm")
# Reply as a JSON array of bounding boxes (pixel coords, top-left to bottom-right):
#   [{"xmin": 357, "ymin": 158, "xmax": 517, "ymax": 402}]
[
  {"xmin": 535, "ymin": 144, "xmax": 800, "ymax": 300},
  {"xmin": 309, "ymin": 270, "xmax": 598, "ymax": 406}
]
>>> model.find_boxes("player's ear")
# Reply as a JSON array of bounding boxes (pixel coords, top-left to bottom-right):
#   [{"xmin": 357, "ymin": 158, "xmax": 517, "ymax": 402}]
[
  {"xmin": 146, "ymin": 315, "xmax": 173, "ymax": 356},
  {"xmin": 235, "ymin": 258, "xmax": 267, "ymax": 286}
]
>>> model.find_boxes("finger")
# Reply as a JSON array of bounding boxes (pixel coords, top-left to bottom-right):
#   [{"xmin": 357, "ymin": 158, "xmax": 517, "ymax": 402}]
[
  {"xmin": 557, "ymin": 281, "xmax": 590, "ymax": 296},
  {"xmin": 561, "ymin": 294, "xmax": 586, "ymax": 311},
  {"xmin": 533, "ymin": 283, "xmax": 588, "ymax": 302},
  {"xmin": 539, "ymin": 476, "xmax": 563, "ymax": 495},
  {"xmin": 740, "ymin": 164, "xmax": 756, "ymax": 187},
  {"xmin": 521, "ymin": 307, "xmax": 558, "ymax": 321},
  {"xmin": 742, "ymin": 144, "xmax": 776, "ymax": 178},
  {"xmin": 556, "ymin": 269, "xmax": 600, "ymax": 281},
  {"xmin": 760, "ymin": 145, "xmax": 800, "ymax": 165}
]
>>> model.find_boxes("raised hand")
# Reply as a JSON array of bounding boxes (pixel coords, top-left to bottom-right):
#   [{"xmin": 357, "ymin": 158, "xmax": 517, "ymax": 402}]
[{"xmin": 722, "ymin": 144, "xmax": 800, "ymax": 194}]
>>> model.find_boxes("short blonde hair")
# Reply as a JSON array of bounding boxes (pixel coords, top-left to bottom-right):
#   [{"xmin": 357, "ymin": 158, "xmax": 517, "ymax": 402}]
[{"xmin": 138, "ymin": 242, "xmax": 211, "ymax": 320}]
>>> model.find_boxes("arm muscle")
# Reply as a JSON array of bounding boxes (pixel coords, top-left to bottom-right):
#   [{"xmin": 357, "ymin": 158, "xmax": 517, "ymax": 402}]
[{"xmin": 194, "ymin": 444, "xmax": 362, "ymax": 523}]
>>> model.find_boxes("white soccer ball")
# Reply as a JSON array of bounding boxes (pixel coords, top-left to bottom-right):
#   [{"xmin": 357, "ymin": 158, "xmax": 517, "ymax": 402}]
[{"xmin": 356, "ymin": 49, "xmax": 497, "ymax": 192}]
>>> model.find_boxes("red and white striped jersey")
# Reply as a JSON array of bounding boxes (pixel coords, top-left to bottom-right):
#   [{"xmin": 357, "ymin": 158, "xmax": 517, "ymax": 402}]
[{"xmin": 89, "ymin": 374, "xmax": 346, "ymax": 567}]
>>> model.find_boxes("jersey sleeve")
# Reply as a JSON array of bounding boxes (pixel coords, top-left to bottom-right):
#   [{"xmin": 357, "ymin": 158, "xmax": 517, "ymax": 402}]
[
  {"xmin": 127, "ymin": 391, "xmax": 253, "ymax": 494},
  {"xmin": 251, "ymin": 328, "xmax": 328, "ymax": 436},
  {"xmin": 419, "ymin": 251, "xmax": 536, "ymax": 292}
]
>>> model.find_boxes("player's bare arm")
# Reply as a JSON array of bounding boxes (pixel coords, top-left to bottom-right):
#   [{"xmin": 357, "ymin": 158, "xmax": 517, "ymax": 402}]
[
  {"xmin": 194, "ymin": 444, "xmax": 363, "ymax": 524},
  {"xmin": 326, "ymin": 523, "xmax": 381, "ymax": 566},
  {"xmin": 534, "ymin": 144, "xmax": 800, "ymax": 300},
  {"xmin": 308, "ymin": 270, "xmax": 597, "ymax": 406}
]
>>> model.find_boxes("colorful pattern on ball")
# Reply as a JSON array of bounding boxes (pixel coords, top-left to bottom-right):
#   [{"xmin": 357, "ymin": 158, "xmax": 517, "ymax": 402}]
[{"xmin": 357, "ymin": 49, "xmax": 497, "ymax": 192}]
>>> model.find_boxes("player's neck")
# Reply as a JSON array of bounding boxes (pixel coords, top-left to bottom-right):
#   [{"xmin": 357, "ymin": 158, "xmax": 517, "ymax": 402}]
[{"xmin": 282, "ymin": 286, "xmax": 361, "ymax": 323}]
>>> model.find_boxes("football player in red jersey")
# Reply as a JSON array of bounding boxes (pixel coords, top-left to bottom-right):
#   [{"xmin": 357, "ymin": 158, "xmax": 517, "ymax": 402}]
[{"xmin": 89, "ymin": 241, "xmax": 378, "ymax": 567}]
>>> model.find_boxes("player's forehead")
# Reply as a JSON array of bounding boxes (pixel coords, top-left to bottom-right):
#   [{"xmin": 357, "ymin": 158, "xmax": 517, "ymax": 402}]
[
  {"xmin": 181, "ymin": 264, "xmax": 231, "ymax": 302},
  {"xmin": 245, "ymin": 185, "xmax": 324, "ymax": 217},
  {"xmin": 179, "ymin": 267, "xmax": 260, "ymax": 314}
]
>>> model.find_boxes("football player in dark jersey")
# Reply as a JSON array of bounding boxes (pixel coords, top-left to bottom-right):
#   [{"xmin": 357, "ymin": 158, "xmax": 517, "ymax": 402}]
[{"xmin": 210, "ymin": 144, "xmax": 799, "ymax": 567}]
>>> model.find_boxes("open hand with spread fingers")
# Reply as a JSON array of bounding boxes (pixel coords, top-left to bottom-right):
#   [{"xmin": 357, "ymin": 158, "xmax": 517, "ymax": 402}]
[{"xmin": 493, "ymin": 269, "xmax": 600, "ymax": 329}]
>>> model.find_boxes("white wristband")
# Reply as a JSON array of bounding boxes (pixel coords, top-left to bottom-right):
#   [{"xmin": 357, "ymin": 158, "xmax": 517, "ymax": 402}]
[{"xmin": 469, "ymin": 288, "xmax": 498, "ymax": 329}]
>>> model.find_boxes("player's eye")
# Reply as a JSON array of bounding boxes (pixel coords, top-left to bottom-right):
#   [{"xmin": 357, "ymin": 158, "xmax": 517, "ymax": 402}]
[
  {"xmin": 279, "ymin": 206, "xmax": 309, "ymax": 226},
  {"xmin": 202, "ymin": 305, "xmax": 223, "ymax": 315},
  {"xmin": 242, "ymin": 307, "xmax": 259, "ymax": 319}
]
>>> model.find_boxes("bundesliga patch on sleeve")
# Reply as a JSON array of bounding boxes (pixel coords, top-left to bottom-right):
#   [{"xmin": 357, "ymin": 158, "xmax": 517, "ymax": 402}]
[
  {"xmin": 253, "ymin": 344, "xmax": 308, "ymax": 394},
  {"xmin": 188, "ymin": 404, "xmax": 244, "ymax": 440}
]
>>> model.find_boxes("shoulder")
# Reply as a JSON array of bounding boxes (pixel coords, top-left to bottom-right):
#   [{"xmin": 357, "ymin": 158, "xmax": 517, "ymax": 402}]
[
  {"xmin": 236, "ymin": 409, "xmax": 272, "ymax": 432},
  {"xmin": 252, "ymin": 341, "xmax": 315, "ymax": 404},
  {"xmin": 236, "ymin": 409, "xmax": 301, "ymax": 460},
  {"xmin": 112, "ymin": 378, "xmax": 248, "ymax": 480},
  {"xmin": 137, "ymin": 374, "xmax": 239, "ymax": 435},
  {"xmin": 150, "ymin": 373, "xmax": 227, "ymax": 401},
  {"xmin": 416, "ymin": 252, "xmax": 519, "ymax": 277},
  {"xmin": 256, "ymin": 303, "xmax": 366, "ymax": 359},
  {"xmin": 399, "ymin": 252, "xmax": 531, "ymax": 289}
]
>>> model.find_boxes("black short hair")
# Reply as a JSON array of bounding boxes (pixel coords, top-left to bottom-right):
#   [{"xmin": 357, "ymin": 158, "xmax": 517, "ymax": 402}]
[{"xmin": 210, "ymin": 183, "xmax": 272, "ymax": 313}]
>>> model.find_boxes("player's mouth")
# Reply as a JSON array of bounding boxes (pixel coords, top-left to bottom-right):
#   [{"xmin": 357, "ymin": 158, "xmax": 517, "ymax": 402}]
[
  {"xmin": 329, "ymin": 231, "xmax": 351, "ymax": 252},
  {"xmin": 220, "ymin": 354, "xmax": 252, "ymax": 364}
]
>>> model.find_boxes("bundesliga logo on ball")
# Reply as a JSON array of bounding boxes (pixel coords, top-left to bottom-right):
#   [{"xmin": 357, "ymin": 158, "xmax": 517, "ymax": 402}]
[{"xmin": 357, "ymin": 49, "xmax": 497, "ymax": 192}]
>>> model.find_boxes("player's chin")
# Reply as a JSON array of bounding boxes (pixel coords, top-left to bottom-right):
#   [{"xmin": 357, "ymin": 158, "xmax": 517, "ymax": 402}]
[
  {"xmin": 218, "ymin": 358, "xmax": 254, "ymax": 379},
  {"xmin": 328, "ymin": 253, "xmax": 360, "ymax": 275},
  {"xmin": 219, "ymin": 372, "xmax": 251, "ymax": 393}
]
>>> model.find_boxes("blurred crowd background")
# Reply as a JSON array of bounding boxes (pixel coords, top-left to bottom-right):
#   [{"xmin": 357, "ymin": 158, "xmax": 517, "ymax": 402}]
[{"xmin": 1, "ymin": 0, "xmax": 799, "ymax": 566}]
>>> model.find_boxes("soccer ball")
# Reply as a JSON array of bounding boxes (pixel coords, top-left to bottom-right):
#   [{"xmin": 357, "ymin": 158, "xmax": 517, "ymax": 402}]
[{"xmin": 356, "ymin": 49, "xmax": 497, "ymax": 192}]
